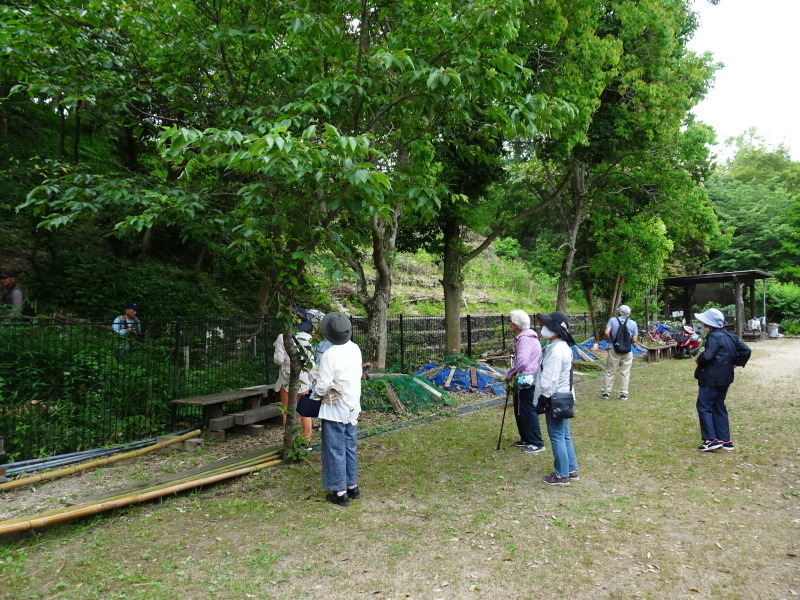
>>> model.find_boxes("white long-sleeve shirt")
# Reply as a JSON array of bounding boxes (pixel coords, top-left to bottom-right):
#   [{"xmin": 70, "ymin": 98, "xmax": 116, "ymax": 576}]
[
  {"xmin": 536, "ymin": 339, "xmax": 574, "ymax": 398},
  {"xmin": 312, "ymin": 340, "xmax": 362, "ymax": 424},
  {"xmin": 273, "ymin": 332, "xmax": 314, "ymax": 393}
]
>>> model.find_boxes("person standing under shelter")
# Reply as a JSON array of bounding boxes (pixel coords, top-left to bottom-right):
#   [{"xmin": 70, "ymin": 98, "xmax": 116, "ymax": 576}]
[
  {"xmin": 504, "ymin": 310, "xmax": 545, "ymax": 454},
  {"xmin": 693, "ymin": 308, "xmax": 751, "ymax": 451},
  {"xmin": 601, "ymin": 305, "xmax": 638, "ymax": 400},
  {"xmin": 312, "ymin": 312, "xmax": 362, "ymax": 507},
  {"xmin": 273, "ymin": 307, "xmax": 315, "ymax": 445}
]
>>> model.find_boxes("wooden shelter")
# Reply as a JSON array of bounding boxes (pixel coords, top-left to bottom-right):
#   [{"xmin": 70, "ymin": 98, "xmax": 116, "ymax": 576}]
[{"xmin": 661, "ymin": 270, "xmax": 773, "ymax": 338}]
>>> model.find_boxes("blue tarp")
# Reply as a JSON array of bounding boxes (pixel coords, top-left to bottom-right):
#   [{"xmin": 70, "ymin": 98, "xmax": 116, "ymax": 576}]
[
  {"xmin": 413, "ymin": 363, "xmax": 507, "ymax": 395},
  {"xmin": 581, "ymin": 334, "xmax": 644, "ymax": 356}
]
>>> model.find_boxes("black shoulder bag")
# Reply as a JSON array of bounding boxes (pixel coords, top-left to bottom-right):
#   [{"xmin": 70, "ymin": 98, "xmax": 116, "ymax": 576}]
[{"xmin": 550, "ymin": 367, "xmax": 575, "ymax": 419}]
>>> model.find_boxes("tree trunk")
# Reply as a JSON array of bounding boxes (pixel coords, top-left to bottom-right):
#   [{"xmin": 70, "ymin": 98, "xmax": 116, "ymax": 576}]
[
  {"xmin": 280, "ymin": 319, "xmax": 301, "ymax": 459},
  {"xmin": 442, "ymin": 215, "xmax": 463, "ymax": 355},
  {"xmin": 580, "ymin": 274, "xmax": 600, "ymax": 342},
  {"xmin": 193, "ymin": 244, "xmax": 207, "ymax": 274},
  {"xmin": 256, "ymin": 276, "xmax": 271, "ymax": 314},
  {"xmin": 350, "ymin": 206, "xmax": 401, "ymax": 369},
  {"xmin": 555, "ymin": 162, "xmax": 587, "ymax": 312},
  {"xmin": 140, "ymin": 227, "xmax": 155, "ymax": 256}
]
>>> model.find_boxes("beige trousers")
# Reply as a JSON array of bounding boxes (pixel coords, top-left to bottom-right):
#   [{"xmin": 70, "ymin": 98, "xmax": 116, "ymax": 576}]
[{"xmin": 602, "ymin": 348, "xmax": 633, "ymax": 396}]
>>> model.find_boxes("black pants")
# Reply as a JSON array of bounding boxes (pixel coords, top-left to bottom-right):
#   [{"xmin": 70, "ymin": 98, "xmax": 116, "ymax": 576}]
[{"xmin": 514, "ymin": 386, "xmax": 544, "ymax": 447}]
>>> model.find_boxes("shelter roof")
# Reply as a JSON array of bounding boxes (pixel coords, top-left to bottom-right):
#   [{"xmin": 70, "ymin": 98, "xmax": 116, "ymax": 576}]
[{"xmin": 662, "ymin": 270, "xmax": 773, "ymax": 287}]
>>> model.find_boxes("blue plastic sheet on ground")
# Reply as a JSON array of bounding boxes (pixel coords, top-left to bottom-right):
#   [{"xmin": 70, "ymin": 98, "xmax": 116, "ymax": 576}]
[
  {"xmin": 581, "ymin": 334, "xmax": 643, "ymax": 355},
  {"xmin": 413, "ymin": 364, "xmax": 507, "ymax": 395}
]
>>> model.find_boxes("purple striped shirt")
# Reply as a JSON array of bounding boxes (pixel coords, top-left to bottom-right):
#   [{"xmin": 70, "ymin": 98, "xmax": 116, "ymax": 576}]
[{"xmin": 507, "ymin": 328, "xmax": 542, "ymax": 380}]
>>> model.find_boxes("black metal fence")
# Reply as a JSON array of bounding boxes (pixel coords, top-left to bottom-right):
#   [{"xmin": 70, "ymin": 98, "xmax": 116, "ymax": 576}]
[{"xmin": 0, "ymin": 312, "xmax": 590, "ymax": 460}]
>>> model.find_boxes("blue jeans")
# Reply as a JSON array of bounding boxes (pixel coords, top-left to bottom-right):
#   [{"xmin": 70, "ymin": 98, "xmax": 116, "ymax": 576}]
[
  {"xmin": 545, "ymin": 411, "xmax": 578, "ymax": 478},
  {"xmin": 514, "ymin": 386, "xmax": 544, "ymax": 447},
  {"xmin": 321, "ymin": 420, "xmax": 358, "ymax": 492},
  {"xmin": 696, "ymin": 385, "xmax": 730, "ymax": 442}
]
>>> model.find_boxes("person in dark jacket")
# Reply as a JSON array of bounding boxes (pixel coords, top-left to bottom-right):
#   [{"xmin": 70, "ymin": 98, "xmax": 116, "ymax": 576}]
[{"xmin": 693, "ymin": 308, "xmax": 751, "ymax": 452}]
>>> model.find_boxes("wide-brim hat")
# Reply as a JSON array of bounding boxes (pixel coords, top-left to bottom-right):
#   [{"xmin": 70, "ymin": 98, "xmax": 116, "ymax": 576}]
[
  {"xmin": 0, "ymin": 268, "xmax": 16, "ymax": 278},
  {"xmin": 320, "ymin": 312, "xmax": 352, "ymax": 345},
  {"xmin": 695, "ymin": 308, "xmax": 724, "ymax": 329},
  {"xmin": 537, "ymin": 311, "xmax": 576, "ymax": 346}
]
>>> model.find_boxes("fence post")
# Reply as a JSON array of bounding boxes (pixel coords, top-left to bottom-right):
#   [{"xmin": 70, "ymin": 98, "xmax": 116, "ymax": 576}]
[
  {"xmin": 500, "ymin": 314, "xmax": 505, "ymax": 351},
  {"xmin": 399, "ymin": 314, "xmax": 405, "ymax": 373},
  {"xmin": 171, "ymin": 317, "xmax": 182, "ymax": 430},
  {"xmin": 263, "ymin": 313, "xmax": 270, "ymax": 385},
  {"xmin": 466, "ymin": 314, "xmax": 472, "ymax": 359}
]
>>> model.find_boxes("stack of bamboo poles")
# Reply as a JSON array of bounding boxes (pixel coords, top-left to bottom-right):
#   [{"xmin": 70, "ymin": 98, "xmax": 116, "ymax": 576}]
[
  {"xmin": 0, "ymin": 430, "xmax": 203, "ymax": 493},
  {"xmin": 0, "ymin": 436, "xmax": 282, "ymax": 536}
]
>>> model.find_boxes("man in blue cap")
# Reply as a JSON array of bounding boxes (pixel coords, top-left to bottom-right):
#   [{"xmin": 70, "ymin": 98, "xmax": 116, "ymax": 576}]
[{"xmin": 693, "ymin": 307, "xmax": 751, "ymax": 451}]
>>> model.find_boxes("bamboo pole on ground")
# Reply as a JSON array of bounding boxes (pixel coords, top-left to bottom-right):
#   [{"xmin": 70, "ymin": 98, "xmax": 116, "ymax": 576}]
[
  {"xmin": 0, "ymin": 449, "xmax": 283, "ymax": 526},
  {"xmin": 0, "ymin": 430, "xmax": 201, "ymax": 492},
  {"xmin": 0, "ymin": 456, "xmax": 283, "ymax": 536}
]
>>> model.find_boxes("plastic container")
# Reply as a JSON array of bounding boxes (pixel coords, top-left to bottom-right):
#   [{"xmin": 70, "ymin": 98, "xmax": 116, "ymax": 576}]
[{"xmin": 767, "ymin": 323, "xmax": 780, "ymax": 338}]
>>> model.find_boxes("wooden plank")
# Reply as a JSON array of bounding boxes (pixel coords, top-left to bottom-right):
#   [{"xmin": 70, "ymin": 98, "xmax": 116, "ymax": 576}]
[
  {"xmin": 479, "ymin": 364, "xmax": 507, "ymax": 381},
  {"xmin": 208, "ymin": 415, "xmax": 235, "ymax": 431},
  {"xmin": 416, "ymin": 364, "xmax": 447, "ymax": 378},
  {"xmin": 171, "ymin": 389, "xmax": 263, "ymax": 406},
  {"xmin": 574, "ymin": 345, "xmax": 596, "ymax": 362},
  {"xmin": 469, "ymin": 367, "xmax": 478, "ymax": 388},
  {"xmin": 444, "ymin": 367, "xmax": 456, "ymax": 389},
  {"xmin": 411, "ymin": 376, "xmax": 443, "ymax": 399},
  {"xmin": 383, "ymin": 382, "xmax": 409, "ymax": 415},
  {"xmin": 67, "ymin": 447, "xmax": 281, "ymax": 506},
  {"xmin": 231, "ymin": 405, "xmax": 282, "ymax": 426}
]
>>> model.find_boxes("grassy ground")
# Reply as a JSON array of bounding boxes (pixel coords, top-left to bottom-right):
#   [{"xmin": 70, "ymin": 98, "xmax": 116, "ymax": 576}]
[{"xmin": 1, "ymin": 340, "xmax": 798, "ymax": 600}]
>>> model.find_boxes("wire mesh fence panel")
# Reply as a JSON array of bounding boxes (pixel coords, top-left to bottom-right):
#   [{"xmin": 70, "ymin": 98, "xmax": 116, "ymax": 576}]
[{"xmin": 0, "ymin": 312, "xmax": 590, "ymax": 459}]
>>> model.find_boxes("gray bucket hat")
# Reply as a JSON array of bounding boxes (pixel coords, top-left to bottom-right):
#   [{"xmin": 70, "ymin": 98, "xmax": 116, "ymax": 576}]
[
  {"xmin": 320, "ymin": 312, "xmax": 352, "ymax": 345},
  {"xmin": 618, "ymin": 305, "xmax": 631, "ymax": 317},
  {"xmin": 695, "ymin": 308, "xmax": 724, "ymax": 329}
]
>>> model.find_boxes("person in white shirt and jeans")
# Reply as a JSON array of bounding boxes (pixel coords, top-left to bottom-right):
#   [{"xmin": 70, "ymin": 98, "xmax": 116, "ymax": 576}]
[{"xmin": 312, "ymin": 312, "xmax": 363, "ymax": 507}]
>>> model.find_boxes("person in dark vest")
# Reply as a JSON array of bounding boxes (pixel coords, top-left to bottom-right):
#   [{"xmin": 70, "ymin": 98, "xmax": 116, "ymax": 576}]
[
  {"xmin": 693, "ymin": 308, "xmax": 751, "ymax": 452},
  {"xmin": 601, "ymin": 305, "xmax": 638, "ymax": 400},
  {"xmin": 113, "ymin": 302, "xmax": 142, "ymax": 357}
]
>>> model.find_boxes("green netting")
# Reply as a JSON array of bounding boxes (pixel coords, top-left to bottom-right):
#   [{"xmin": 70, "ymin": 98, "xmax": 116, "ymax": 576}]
[{"xmin": 361, "ymin": 376, "xmax": 452, "ymax": 414}]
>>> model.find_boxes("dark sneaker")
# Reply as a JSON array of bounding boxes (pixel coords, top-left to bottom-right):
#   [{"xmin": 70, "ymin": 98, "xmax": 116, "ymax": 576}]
[
  {"xmin": 543, "ymin": 472, "xmax": 570, "ymax": 486},
  {"xmin": 698, "ymin": 440, "xmax": 723, "ymax": 451},
  {"xmin": 721, "ymin": 441, "xmax": 734, "ymax": 451},
  {"xmin": 619, "ymin": 393, "xmax": 628, "ymax": 400},
  {"xmin": 568, "ymin": 470, "xmax": 580, "ymax": 481},
  {"xmin": 600, "ymin": 393, "xmax": 610, "ymax": 399},
  {"xmin": 347, "ymin": 485, "xmax": 360, "ymax": 499},
  {"xmin": 523, "ymin": 444, "xmax": 545, "ymax": 454},
  {"xmin": 511, "ymin": 440, "xmax": 528, "ymax": 447},
  {"xmin": 326, "ymin": 492, "xmax": 350, "ymax": 507}
]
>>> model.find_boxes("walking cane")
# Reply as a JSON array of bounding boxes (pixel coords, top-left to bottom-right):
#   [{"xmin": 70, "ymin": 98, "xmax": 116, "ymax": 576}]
[{"xmin": 496, "ymin": 386, "xmax": 511, "ymax": 450}]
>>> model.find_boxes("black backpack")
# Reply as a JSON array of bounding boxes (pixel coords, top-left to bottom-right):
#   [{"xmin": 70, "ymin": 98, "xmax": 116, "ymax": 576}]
[{"xmin": 612, "ymin": 317, "xmax": 632, "ymax": 354}]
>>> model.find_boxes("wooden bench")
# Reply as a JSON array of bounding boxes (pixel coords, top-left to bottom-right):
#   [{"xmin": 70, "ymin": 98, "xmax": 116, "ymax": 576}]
[
  {"xmin": 171, "ymin": 385, "xmax": 277, "ymax": 434},
  {"xmin": 742, "ymin": 331, "xmax": 762, "ymax": 342},
  {"xmin": 646, "ymin": 344, "xmax": 676, "ymax": 363}
]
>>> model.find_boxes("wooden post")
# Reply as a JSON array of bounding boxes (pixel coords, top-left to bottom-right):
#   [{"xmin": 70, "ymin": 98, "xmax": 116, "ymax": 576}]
[{"xmin": 733, "ymin": 276, "xmax": 745, "ymax": 338}]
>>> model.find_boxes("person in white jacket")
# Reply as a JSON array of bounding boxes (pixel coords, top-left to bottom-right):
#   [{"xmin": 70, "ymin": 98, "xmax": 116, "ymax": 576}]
[
  {"xmin": 535, "ymin": 311, "xmax": 579, "ymax": 487},
  {"xmin": 274, "ymin": 307, "xmax": 315, "ymax": 444},
  {"xmin": 312, "ymin": 312, "xmax": 363, "ymax": 507}
]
